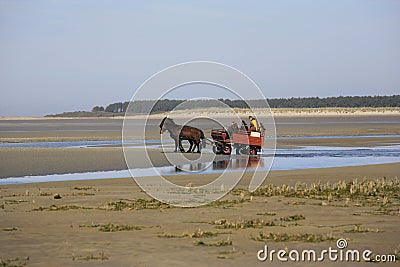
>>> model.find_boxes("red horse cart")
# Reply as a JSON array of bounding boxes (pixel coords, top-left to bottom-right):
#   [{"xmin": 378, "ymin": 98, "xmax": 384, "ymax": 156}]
[{"xmin": 210, "ymin": 128, "xmax": 264, "ymax": 155}]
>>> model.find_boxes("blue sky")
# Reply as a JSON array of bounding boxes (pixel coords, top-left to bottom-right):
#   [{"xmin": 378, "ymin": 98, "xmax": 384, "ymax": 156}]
[{"xmin": 1, "ymin": 0, "xmax": 399, "ymax": 116}]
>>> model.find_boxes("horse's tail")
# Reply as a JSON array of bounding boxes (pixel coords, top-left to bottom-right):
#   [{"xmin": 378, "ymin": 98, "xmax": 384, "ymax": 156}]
[{"xmin": 201, "ymin": 130, "xmax": 206, "ymax": 148}]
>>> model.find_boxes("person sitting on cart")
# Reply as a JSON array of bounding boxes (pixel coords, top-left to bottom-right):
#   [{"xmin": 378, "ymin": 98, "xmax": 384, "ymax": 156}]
[
  {"xmin": 227, "ymin": 120, "xmax": 239, "ymax": 138},
  {"xmin": 240, "ymin": 120, "xmax": 248, "ymax": 131},
  {"xmin": 259, "ymin": 122, "xmax": 266, "ymax": 133},
  {"xmin": 249, "ymin": 116, "xmax": 259, "ymax": 132}
]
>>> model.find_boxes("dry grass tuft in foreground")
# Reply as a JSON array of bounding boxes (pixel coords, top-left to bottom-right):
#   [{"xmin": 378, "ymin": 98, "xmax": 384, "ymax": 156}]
[
  {"xmin": 244, "ymin": 177, "xmax": 400, "ymax": 213},
  {"xmin": 103, "ymin": 198, "xmax": 171, "ymax": 210},
  {"xmin": 280, "ymin": 214, "xmax": 306, "ymax": 222},
  {"xmin": 32, "ymin": 205, "xmax": 93, "ymax": 211},
  {"xmin": 73, "ymin": 252, "xmax": 109, "ymax": 261},
  {"xmin": 0, "ymin": 257, "xmax": 29, "ymax": 267},
  {"xmin": 344, "ymin": 224, "xmax": 381, "ymax": 233},
  {"xmin": 158, "ymin": 229, "xmax": 222, "ymax": 239},
  {"xmin": 194, "ymin": 237, "xmax": 233, "ymax": 247},
  {"xmin": 251, "ymin": 232, "xmax": 335, "ymax": 243},
  {"xmin": 210, "ymin": 218, "xmax": 276, "ymax": 229},
  {"xmin": 250, "ymin": 178, "xmax": 399, "ymax": 200},
  {"xmin": 79, "ymin": 223, "xmax": 143, "ymax": 232}
]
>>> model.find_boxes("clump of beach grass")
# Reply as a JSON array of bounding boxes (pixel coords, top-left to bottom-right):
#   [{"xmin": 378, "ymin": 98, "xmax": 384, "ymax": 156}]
[
  {"xmin": 247, "ymin": 178, "xmax": 400, "ymax": 206},
  {"xmin": 344, "ymin": 224, "xmax": 381, "ymax": 233},
  {"xmin": 251, "ymin": 232, "xmax": 335, "ymax": 242},
  {"xmin": 256, "ymin": 212, "xmax": 276, "ymax": 216},
  {"xmin": 280, "ymin": 214, "xmax": 305, "ymax": 222},
  {"xmin": 2, "ymin": 227, "xmax": 18, "ymax": 232},
  {"xmin": 4, "ymin": 199, "xmax": 27, "ymax": 205},
  {"xmin": 73, "ymin": 186, "xmax": 98, "ymax": 191},
  {"xmin": 194, "ymin": 237, "xmax": 232, "ymax": 247},
  {"xmin": 0, "ymin": 256, "xmax": 29, "ymax": 267},
  {"xmin": 72, "ymin": 186, "xmax": 98, "ymax": 196},
  {"xmin": 210, "ymin": 218, "xmax": 275, "ymax": 229},
  {"xmin": 32, "ymin": 205, "xmax": 93, "ymax": 211},
  {"xmin": 104, "ymin": 198, "xmax": 171, "ymax": 211},
  {"xmin": 74, "ymin": 252, "xmax": 108, "ymax": 261},
  {"xmin": 208, "ymin": 178, "xmax": 399, "ymax": 209},
  {"xmin": 208, "ymin": 198, "xmax": 248, "ymax": 208},
  {"xmin": 158, "ymin": 229, "xmax": 221, "ymax": 239},
  {"xmin": 79, "ymin": 223, "xmax": 142, "ymax": 232}
]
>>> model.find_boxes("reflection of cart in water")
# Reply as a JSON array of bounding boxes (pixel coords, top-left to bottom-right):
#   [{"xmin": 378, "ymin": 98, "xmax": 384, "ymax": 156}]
[
  {"xmin": 210, "ymin": 128, "xmax": 264, "ymax": 155},
  {"xmin": 212, "ymin": 157, "xmax": 264, "ymax": 169},
  {"xmin": 174, "ymin": 157, "xmax": 264, "ymax": 173}
]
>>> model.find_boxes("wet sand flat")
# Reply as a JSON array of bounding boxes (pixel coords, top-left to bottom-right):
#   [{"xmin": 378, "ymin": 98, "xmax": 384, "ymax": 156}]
[
  {"xmin": 1, "ymin": 133, "xmax": 400, "ymax": 178},
  {"xmin": 0, "ymin": 163, "xmax": 399, "ymax": 266},
  {"xmin": 1, "ymin": 114, "xmax": 399, "ymax": 266},
  {"xmin": 1, "ymin": 115, "xmax": 399, "ymax": 178},
  {"xmin": 1, "ymin": 115, "xmax": 399, "ymax": 143},
  {"xmin": 0, "ymin": 147, "xmax": 211, "ymax": 178}
]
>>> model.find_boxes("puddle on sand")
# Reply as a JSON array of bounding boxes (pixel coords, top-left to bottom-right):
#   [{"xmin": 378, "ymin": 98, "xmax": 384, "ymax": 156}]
[
  {"xmin": 0, "ymin": 139, "xmax": 170, "ymax": 148},
  {"xmin": 1, "ymin": 145, "xmax": 400, "ymax": 185},
  {"xmin": 1, "ymin": 135, "xmax": 400, "ymax": 148}
]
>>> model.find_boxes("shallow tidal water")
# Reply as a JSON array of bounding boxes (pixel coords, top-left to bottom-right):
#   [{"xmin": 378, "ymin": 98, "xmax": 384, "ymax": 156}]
[
  {"xmin": 1, "ymin": 143, "xmax": 399, "ymax": 185},
  {"xmin": 1, "ymin": 134, "xmax": 400, "ymax": 148}
]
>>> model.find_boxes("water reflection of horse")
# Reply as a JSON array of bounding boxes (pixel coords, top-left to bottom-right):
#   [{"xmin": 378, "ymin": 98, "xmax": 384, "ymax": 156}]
[{"xmin": 159, "ymin": 117, "xmax": 206, "ymax": 153}]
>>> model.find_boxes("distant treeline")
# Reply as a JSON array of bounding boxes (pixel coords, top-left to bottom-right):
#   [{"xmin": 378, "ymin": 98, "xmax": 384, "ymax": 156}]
[{"xmin": 94, "ymin": 95, "xmax": 400, "ymax": 114}]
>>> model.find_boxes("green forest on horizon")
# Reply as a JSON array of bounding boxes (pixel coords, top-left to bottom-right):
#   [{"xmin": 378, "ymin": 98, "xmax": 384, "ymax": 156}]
[{"xmin": 47, "ymin": 95, "xmax": 400, "ymax": 117}]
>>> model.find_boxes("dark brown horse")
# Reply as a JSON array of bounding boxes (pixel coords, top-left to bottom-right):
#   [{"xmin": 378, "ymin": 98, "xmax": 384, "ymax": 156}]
[{"xmin": 159, "ymin": 117, "xmax": 206, "ymax": 153}]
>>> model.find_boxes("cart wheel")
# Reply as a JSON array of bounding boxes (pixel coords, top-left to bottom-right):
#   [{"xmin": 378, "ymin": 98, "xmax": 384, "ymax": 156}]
[
  {"xmin": 241, "ymin": 146, "xmax": 249, "ymax": 155},
  {"xmin": 222, "ymin": 144, "xmax": 232, "ymax": 155},
  {"xmin": 249, "ymin": 147, "xmax": 257, "ymax": 155},
  {"xmin": 235, "ymin": 148, "xmax": 241, "ymax": 155},
  {"xmin": 212, "ymin": 145, "xmax": 221, "ymax": 154}
]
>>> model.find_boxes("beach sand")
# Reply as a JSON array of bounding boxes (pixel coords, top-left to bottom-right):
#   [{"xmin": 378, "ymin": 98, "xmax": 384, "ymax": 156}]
[
  {"xmin": 0, "ymin": 164, "xmax": 399, "ymax": 266},
  {"xmin": 1, "ymin": 114, "xmax": 399, "ymax": 266}
]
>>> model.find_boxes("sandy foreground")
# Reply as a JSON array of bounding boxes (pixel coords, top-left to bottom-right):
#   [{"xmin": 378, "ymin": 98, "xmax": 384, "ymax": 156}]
[
  {"xmin": 0, "ymin": 114, "xmax": 400, "ymax": 266},
  {"xmin": 0, "ymin": 164, "xmax": 399, "ymax": 267}
]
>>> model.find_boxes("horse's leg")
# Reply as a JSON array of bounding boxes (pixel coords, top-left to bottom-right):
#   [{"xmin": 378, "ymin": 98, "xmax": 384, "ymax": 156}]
[
  {"xmin": 196, "ymin": 133, "xmax": 202, "ymax": 153},
  {"xmin": 193, "ymin": 141, "xmax": 198, "ymax": 153},
  {"xmin": 191, "ymin": 139, "xmax": 197, "ymax": 153},
  {"xmin": 192, "ymin": 139, "xmax": 198, "ymax": 153},
  {"xmin": 187, "ymin": 140, "xmax": 193, "ymax": 153},
  {"xmin": 174, "ymin": 138, "xmax": 178, "ymax": 152},
  {"xmin": 196, "ymin": 139, "xmax": 201, "ymax": 153},
  {"xmin": 169, "ymin": 133, "xmax": 178, "ymax": 152},
  {"xmin": 179, "ymin": 138, "xmax": 185, "ymax": 153}
]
